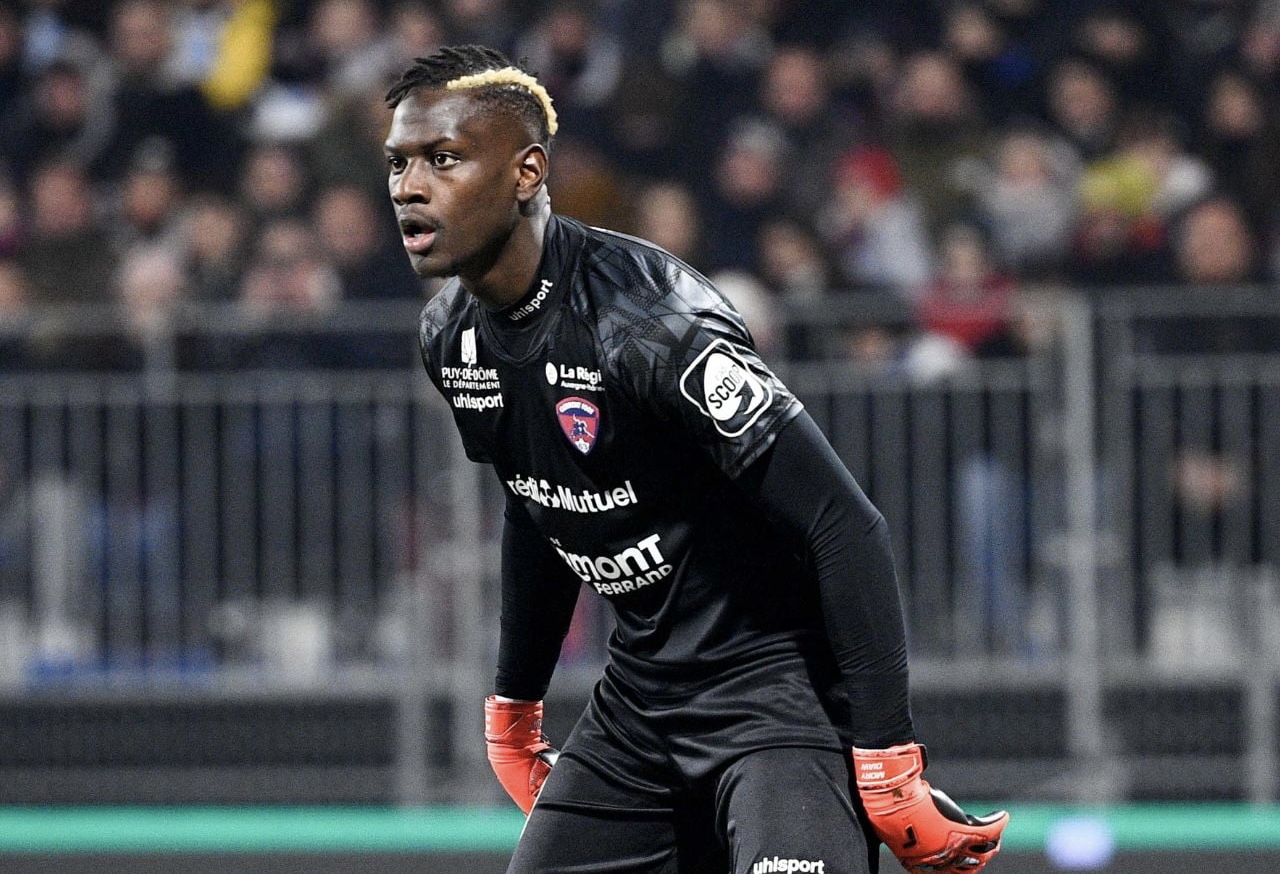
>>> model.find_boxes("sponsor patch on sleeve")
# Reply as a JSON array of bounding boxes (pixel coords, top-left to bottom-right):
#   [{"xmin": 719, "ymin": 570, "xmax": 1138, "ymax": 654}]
[{"xmin": 678, "ymin": 338, "xmax": 774, "ymax": 437}]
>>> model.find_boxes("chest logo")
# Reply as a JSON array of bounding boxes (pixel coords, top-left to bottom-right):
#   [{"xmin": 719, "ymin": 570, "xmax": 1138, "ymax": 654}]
[
  {"xmin": 546, "ymin": 361, "xmax": 604, "ymax": 392},
  {"xmin": 679, "ymin": 338, "xmax": 773, "ymax": 437},
  {"xmin": 556, "ymin": 397, "xmax": 600, "ymax": 455},
  {"xmin": 461, "ymin": 327, "xmax": 477, "ymax": 366},
  {"xmin": 441, "ymin": 326, "xmax": 503, "ymax": 410}
]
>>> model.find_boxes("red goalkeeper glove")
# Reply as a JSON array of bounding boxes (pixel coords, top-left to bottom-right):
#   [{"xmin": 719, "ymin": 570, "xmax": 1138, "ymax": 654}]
[
  {"xmin": 484, "ymin": 696, "xmax": 560, "ymax": 814},
  {"xmin": 853, "ymin": 742, "xmax": 1008, "ymax": 873}
]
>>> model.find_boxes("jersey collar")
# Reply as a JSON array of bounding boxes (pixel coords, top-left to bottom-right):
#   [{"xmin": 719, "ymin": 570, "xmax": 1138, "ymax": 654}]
[{"xmin": 479, "ymin": 214, "xmax": 572, "ymax": 363}]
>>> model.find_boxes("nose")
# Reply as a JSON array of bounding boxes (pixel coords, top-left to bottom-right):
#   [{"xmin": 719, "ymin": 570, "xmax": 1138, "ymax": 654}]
[{"xmin": 390, "ymin": 159, "xmax": 429, "ymax": 206}]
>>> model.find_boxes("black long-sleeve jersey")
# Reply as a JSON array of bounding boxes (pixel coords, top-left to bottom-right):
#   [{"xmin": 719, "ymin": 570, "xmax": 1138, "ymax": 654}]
[{"xmin": 419, "ymin": 214, "xmax": 912, "ymax": 750}]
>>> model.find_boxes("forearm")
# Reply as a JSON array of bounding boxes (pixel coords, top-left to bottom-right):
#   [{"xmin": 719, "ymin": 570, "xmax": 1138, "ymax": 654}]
[
  {"xmin": 494, "ymin": 493, "xmax": 582, "ymax": 700},
  {"xmin": 739, "ymin": 411, "xmax": 913, "ymax": 747}
]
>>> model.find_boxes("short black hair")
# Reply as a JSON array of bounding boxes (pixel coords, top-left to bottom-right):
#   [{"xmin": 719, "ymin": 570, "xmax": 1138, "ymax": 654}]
[{"xmin": 385, "ymin": 44, "xmax": 555, "ymax": 147}]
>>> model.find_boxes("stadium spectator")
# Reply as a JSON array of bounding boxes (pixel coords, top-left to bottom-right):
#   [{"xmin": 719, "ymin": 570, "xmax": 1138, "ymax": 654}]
[
  {"xmin": 597, "ymin": 46, "xmax": 688, "ymax": 181},
  {"xmin": 237, "ymin": 140, "xmax": 310, "ymax": 230},
  {"xmin": 19, "ymin": 0, "xmax": 109, "ymax": 73},
  {"xmin": 1118, "ymin": 108, "xmax": 1214, "ymax": 221},
  {"xmin": 384, "ymin": 0, "xmax": 449, "ymax": 68},
  {"xmin": 108, "ymin": 137, "xmax": 187, "ymax": 257},
  {"xmin": 511, "ymin": 0, "xmax": 622, "ymax": 153},
  {"xmin": 112, "ymin": 243, "xmax": 187, "ymax": 369},
  {"xmin": 816, "ymin": 144, "xmax": 933, "ymax": 296},
  {"xmin": 881, "ymin": 48, "xmax": 989, "ymax": 237},
  {"xmin": 1172, "ymin": 195, "xmax": 1265, "ymax": 292},
  {"xmin": 179, "ymin": 191, "xmax": 250, "ymax": 303},
  {"xmin": 0, "ymin": 54, "xmax": 112, "ymax": 185},
  {"xmin": 709, "ymin": 268, "xmax": 786, "ymax": 358},
  {"xmin": 1239, "ymin": 1, "xmax": 1280, "ymax": 80},
  {"xmin": 1067, "ymin": 107, "xmax": 1213, "ymax": 289},
  {"xmin": 1139, "ymin": 196, "xmax": 1270, "ymax": 578},
  {"xmin": 189, "ymin": 0, "xmax": 277, "ymax": 115},
  {"xmin": 304, "ymin": 0, "xmax": 394, "ymax": 99},
  {"xmin": 756, "ymin": 215, "xmax": 843, "ymax": 360},
  {"xmin": 659, "ymin": 0, "xmax": 772, "ymax": 191},
  {"xmin": 821, "ymin": 23, "xmax": 899, "ymax": 135},
  {"xmin": 1161, "ymin": 0, "xmax": 1255, "ymax": 83},
  {"xmin": 971, "ymin": 124, "xmax": 1080, "ymax": 280},
  {"xmin": 941, "ymin": 0, "xmax": 1041, "ymax": 124},
  {"xmin": 756, "ymin": 215, "xmax": 835, "ymax": 305},
  {"xmin": 1196, "ymin": 66, "xmax": 1280, "ymax": 240},
  {"xmin": 915, "ymin": 221, "xmax": 1022, "ymax": 360},
  {"xmin": 98, "ymin": 0, "xmax": 242, "ymax": 191},
  {"xmin": 699, "ymin": 115, "xmax": 787, "ymax": 274},
  {"xmin": 312, "ymin": 182, "xmax": 423, "ymax": 301},
  {"xmin": 754, "ymin": 43, "xmax": 860, "ymax": 216},
  {"xmin": 1042, "ymin": 56, "xmax": 1121, "ymax": 162},
  {"xmin": 184, "ymin": 216, "xmax": 350, "ymax": 371},
  {"xmin": 1065, "ymin": 5, "xmax": 1171, "ymax": 114},
  {"xmin": 625, "ymin": 179, "xmax": 705, "ymax": 269},
  {"xmin": 18, "ymin": 159, "xmax": 115, "ymax": 305},
  {"xmin": 307, "ymin": 79, "xmax": 396, "ymax": 200},
  {"xmin": 239, "ymin": 216, "xmax": 341, "ymax": 321}
]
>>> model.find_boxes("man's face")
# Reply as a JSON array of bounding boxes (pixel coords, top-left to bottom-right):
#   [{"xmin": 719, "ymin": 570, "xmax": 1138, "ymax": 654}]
[{"xmin": 385, "ymin": 89, "xmax": 532, "ymax": 280}]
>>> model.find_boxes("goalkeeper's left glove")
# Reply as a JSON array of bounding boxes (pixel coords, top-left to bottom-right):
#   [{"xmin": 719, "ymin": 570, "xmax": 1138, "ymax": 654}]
[{"xmin": 853, "ymin": 742, "xmax": 1008, "ymax": 873}]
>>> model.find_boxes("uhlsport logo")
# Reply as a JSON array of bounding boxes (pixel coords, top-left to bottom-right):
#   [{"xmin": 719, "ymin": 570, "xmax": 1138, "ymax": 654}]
[
  {"xmin": 679, "ymin": 338, "xmax": 773, "ymax": 437},
  {"xmin": 507, "ymin": 278, "xmax": 553, "ymax": 321},
  {"xmin": 556, "ymin": 396, "xmax": 599, "ymax": 454},
  {"xmin": 752, "ymin": 857, "xmax": 825, "ymax": 874}
]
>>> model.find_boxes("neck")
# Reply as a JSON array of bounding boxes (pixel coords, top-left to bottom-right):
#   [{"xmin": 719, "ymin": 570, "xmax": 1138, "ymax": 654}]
[{"xmin": 464, "ymin": 193, "xmax": 552, "ymax": 311}]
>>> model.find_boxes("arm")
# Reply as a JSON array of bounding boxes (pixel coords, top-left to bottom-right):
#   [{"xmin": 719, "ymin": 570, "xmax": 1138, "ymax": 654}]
[
  {"xmin": 494, "ymin": 490, "xmax": 581, "ymax": 700},
  {"xmin": 737, "ymin": 409, "xmax": 912, "ymax": 747},
  {"xmin": 485, "ymin": 491, "xmax": 580, "ymax": 814},
  {"xmin": 740, "ymin": 411, "xmax": 1008, "ymax": 873}
]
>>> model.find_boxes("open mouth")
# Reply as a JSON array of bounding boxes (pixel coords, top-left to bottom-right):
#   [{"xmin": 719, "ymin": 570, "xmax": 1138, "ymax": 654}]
[{"xmin": 399, "ymin": 217, "xmax": 437, "ymax": 254}]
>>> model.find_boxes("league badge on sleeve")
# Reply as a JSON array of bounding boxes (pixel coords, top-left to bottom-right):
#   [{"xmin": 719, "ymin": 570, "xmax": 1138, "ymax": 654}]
[
  {"xmin": 679, "ymin": 339, "xmax": 774, "ymax": 437},
  {"xmin": 556, "ymin": 397, "xmax": 600, "ymax": 454}
]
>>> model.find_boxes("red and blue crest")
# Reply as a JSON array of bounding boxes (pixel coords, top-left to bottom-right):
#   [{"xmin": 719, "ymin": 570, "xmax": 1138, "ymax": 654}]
[{"xmin": 556, "ymin": 396, "xmax": 600, "ymax": 455}]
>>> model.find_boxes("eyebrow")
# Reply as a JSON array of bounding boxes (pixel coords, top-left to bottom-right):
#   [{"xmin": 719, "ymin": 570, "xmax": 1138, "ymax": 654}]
[{"xmin": 384, "ymin": 134, "xmax": 454, "ymax": 155}]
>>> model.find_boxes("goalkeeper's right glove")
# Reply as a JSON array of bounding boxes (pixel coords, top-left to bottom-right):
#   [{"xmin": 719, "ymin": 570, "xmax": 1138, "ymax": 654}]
[
  {"xmin": 853, "ymin": 742, "xmax": 1008, "ymax": 873},
  {"xmin": 484, "ymin": 696, "xmax": 560, "ymax": 814}
]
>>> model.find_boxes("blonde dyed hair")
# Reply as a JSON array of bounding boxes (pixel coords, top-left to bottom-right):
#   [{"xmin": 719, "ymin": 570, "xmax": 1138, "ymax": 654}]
[{"xmin": 446, "ymin": 67, "xmax": 559, "ymax": 137}]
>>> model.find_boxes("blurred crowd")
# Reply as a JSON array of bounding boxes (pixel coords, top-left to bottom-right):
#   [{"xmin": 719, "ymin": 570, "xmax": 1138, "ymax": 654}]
[{"xmin": 0, "ymin": 0, "xmax": 1279, "ymax": 371}]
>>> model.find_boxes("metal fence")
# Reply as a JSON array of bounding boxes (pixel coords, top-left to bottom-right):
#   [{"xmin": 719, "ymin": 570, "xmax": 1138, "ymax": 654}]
[{"xmin": 0, "ymin": 290, "xmax": 1276, "ymax": 805}]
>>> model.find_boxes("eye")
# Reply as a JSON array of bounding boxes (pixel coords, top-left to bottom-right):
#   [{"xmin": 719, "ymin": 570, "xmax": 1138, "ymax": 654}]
[
  {"xmin": 432, "ymin": 153, "xmax": 460, "ymax": 169},
  {"xmin": 386, "ymin": 154, "xmax": 406, "ymax": 172}
]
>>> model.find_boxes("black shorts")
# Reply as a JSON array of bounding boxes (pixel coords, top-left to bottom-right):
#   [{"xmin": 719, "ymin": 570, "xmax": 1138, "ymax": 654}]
[{"xmin": 507, "ymin": 672, "xmax": 880, "ymax": 874}]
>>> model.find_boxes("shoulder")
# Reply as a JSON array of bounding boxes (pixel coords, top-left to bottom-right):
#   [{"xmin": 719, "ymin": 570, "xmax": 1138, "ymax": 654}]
[{"xmin": 560, "ymin": 217, "xmax": 745, "ymax": 343}]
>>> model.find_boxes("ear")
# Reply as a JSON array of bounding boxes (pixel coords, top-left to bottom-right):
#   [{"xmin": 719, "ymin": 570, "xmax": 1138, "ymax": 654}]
[{"xmin": 514, "ymin": 144, "xmax": 548, "ymax": 204}]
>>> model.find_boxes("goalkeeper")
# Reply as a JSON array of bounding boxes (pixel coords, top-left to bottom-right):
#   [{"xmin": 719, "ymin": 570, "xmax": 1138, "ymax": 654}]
[{"xmin": 386, "ymin": 44, "xmax": 1008, "ymax": 874}]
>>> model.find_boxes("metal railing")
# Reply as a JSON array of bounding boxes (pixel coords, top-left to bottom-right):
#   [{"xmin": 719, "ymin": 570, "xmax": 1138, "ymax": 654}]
[{"xmin": 0, "ymin": 290, "xmax": 1275, "ymax": 805}]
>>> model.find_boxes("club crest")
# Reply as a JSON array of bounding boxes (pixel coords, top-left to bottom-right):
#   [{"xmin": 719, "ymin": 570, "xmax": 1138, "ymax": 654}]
[{"xmin": 556, "ymin": 397, "xmax": 600, "ymax": 455}]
